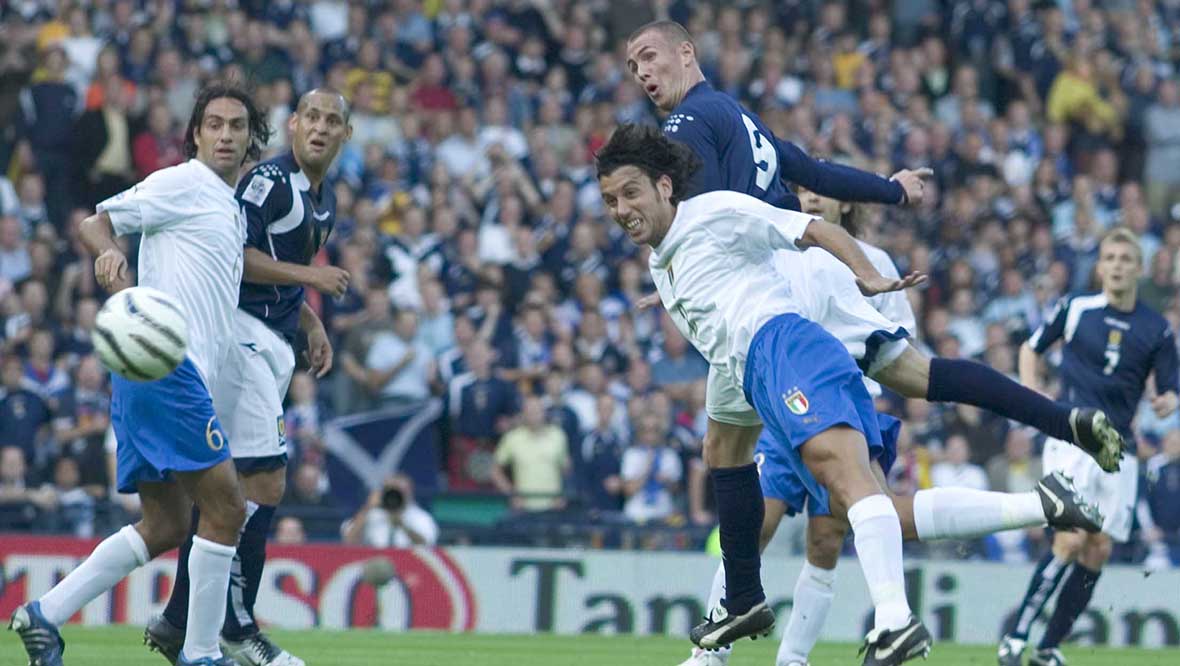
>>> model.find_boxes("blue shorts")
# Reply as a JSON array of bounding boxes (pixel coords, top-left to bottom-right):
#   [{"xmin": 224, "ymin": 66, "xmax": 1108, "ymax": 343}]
[
  {"xmin": 756, "ymin": 412, "xmax": 901, "ymax": 516},
  {"xmin": 111, "ymin": 358, "xmax": 232, "ymax": 493},
  {"xmin": 743, "ymin": 313, "xmax": 883, "ymax": 518}
]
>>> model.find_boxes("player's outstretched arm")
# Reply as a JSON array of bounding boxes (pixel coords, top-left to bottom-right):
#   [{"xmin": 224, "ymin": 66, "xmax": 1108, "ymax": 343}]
[
  {"xmin": 79, "ymin": 211, "xmax": 130, "ymax": 292},
  {"xmin": 776, "ymin": 139, "xmax": 914, "ymax": 205},
  {"xmin": 243, "ymin": 247, "xmax": 351, "ymax": 297},
  {"xmin": 798, "ymin": 218, "xmax": 926, "ymax": 296}
]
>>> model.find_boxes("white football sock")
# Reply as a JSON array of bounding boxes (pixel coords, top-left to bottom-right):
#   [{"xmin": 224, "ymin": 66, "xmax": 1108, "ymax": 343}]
[
  {"xmin": 847, "ymin": 494, "xmax": 911, "ymax": 631},
  {"xmin": 777, "ymin": 560, "xmax": 836, "ymax": 665},
  {"xmin": 181, "ymin": 536, "xmax": 236, "ymax": 661},
  {"xmin": 39, "ymin": 525, "xmax": 149, "ymax": 626},
  {"xmin": 703, "ymin": 562, "xmax": 733, "ymax": 660},
  {"xmin": 913, "ymin": 488, "xmax": 1045, "ymax": 540}
]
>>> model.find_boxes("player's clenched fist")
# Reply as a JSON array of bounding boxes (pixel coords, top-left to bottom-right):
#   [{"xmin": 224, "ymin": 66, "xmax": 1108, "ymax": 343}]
[
  {"xmin": 94, "ymin": 248, "xmax": 129, "ymax": 292},
  {"xmin": 310, "ymin": 265, "xmax": 350, "ymax": 297}
]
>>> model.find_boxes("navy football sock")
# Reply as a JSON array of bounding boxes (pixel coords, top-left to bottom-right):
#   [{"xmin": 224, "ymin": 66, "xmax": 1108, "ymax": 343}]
[
  {"xmin": 711, "ymin": 463, "xmax": 766, "ymax": 615},
  {"xmin": 222, "ymin": 504, "xmax": 276, "ymax": 641},
  {"xmin": 1008, "ymin": 552, "xmax": 1070, "ymax": 640},
  {"xmin": 162, "ymin": 508, "xmax": 201, "ymax": 630},
  {"xmin": 1039, "ymin": 564, "xmax": 1101, "ymax": 650},
  {"xmin": 926, "ymin": 358, "xmax": 1074, "ymax": 442}
]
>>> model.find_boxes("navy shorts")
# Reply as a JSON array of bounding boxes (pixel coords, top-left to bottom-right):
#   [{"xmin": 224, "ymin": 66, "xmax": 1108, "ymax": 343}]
[
  {"xmin": 743, "ymin": 313, "xmax": 884, "ymax": 518},
  {"xmin": 111, "ymin": 358, "xmax": 232, "ymax": 493}
]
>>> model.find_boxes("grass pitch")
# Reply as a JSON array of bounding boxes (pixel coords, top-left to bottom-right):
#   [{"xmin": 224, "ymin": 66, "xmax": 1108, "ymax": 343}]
[{"xmin": 9, "ymin": 626, "xmax": 1176, "ymax": 665}]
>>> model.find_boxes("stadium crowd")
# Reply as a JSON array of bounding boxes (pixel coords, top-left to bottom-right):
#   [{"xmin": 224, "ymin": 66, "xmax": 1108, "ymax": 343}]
[{"xmin": 2, "ymin": 0, "xmax": 1180, "ymax": 566}]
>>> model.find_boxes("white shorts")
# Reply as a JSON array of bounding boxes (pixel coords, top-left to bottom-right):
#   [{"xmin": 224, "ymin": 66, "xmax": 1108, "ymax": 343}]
[
  {"xmin": 212, "ymin": 309, "xmax": 295, "ymax": 465},
  {"xmin": 777, "ymin": 249, "xmax": 910, "ymax": 378},
  {"xmin": 1042, "ymin": 437, "xmax": 1139, "ymax": 542}
]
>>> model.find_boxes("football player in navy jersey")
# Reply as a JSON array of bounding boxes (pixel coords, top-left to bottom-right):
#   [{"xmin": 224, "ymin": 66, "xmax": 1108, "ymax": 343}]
[
  {"xmin": 146, "ymin": 89, "xmax": 352, "ymax": 666},
  {"xmin": 999, "ymin": 228, "xmax": 1180, "ymax": 666},
  {"xmin": 624, "ymin": 20, "xmax": 932, "ymax": 213}
]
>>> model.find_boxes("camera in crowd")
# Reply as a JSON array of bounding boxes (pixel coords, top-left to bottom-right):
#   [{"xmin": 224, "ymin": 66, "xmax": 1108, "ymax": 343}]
[{"xmin": 382, "ymin": 486, "xmax": 405, "ymax": 512}]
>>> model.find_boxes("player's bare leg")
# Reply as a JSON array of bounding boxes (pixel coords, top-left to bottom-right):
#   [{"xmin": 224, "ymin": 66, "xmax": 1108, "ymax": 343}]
[
  {"xmin": 150, "ymin": 467, "xmax": 300, "ymax": 666},
  {"xmin": 689, "ymin": 419, "xmax": 775, "ymax": 649},
  {"xmin": 872, "ymin": 345, "xmax": 1123, "ymax": 472}
]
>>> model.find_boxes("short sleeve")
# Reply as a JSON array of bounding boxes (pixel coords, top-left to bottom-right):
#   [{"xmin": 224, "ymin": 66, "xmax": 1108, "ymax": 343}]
[
  {"xmin": 97, "ymin": 164, "xmax": 200, "ymax": 236},
  {"xmin": 620, "ymin": 448, "xmax": 646, "ymax": 480},
  {"xmin": 658, "ymin": 449, "xmax": 683, "ymax": 482},
  {"xmin": 234, "ymin": 166, "xmax": 290, "ymax": 250},
  {"xmin": 403, "ymin": 505, "xmax": 439, "ymax": 545},
  {"xmin": 494, "ymin": 431, "xmax": 516, "ymax": 466},
  {"xmin": 697, "ymin": 193, "xmax": 814, "ymax": 255}
]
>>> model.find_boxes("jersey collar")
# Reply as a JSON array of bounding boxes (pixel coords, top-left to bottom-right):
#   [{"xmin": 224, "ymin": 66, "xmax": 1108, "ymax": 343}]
[{"xmin": 189, "ymin": 158, "xmax": 236, "ymax": 196}]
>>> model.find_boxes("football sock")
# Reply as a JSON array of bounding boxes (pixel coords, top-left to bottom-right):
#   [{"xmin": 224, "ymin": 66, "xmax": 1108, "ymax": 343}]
[
  {"xmin": 913, "ymin": 488, "xmax": 1046, "ymax": 540},
  {"xmin": 702, "ymin": 563, "xmax": 733, "ymax": 660},
  {"xmin": 1009, "ymin": 552, "xmax": 1071, "ymax": 640},
  {"xmin": 223, "ymin": 502, "xmax": 272, "ymax": 641},
  {"xmin": 848, "ymin": 494, "xmax": 911, "ymax": 631},
  {"xmin": 778, "ymin": 560, "xmax": 836, "ymax": 665},
  {"xmin": 926, "ymin": 358, "xmax": 1074, "ymax": 442},
  {"xmin": 39, "ymin": 525, "xmax": 149, "ymax": 626},
  {"xmin": 1039, "ymin": 564, "xmax": 1101, "ymax": 650},
  {"xmin": 711, "ymin": 463, "xmax": 766, "ymax": 615},
  {"xmin": 181, "ymin": 536, "xmax": 236, "ymax": 661},
  {"xmin": 162, "ymin": 508, "xmax": 200, "ymax": 630}
]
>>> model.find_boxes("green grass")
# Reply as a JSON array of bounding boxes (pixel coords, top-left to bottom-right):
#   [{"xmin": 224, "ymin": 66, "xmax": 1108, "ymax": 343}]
[{"xmin": 17, "ymin": 627, "xmax": 1178, "ymax": 665}]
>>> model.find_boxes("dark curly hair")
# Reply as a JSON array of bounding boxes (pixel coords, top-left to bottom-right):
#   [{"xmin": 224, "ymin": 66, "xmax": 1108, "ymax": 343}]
[
  {"xmin": 595, "ymin": 123, "xmax": 702, "ymax": 204},
  {"xmin": 183, "ymin": 81, "xmax": 272, "ymax": 164}
]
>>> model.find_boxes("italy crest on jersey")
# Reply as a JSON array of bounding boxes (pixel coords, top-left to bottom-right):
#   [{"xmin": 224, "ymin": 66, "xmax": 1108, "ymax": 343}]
[{"xmin": 784, "ymin": 389, "xmax": 809, "ymax": 415}]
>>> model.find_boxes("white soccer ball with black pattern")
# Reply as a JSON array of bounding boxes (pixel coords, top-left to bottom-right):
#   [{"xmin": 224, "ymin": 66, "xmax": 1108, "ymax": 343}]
[{"xmin": 92, "ymin": 286, "xmax": 189, "ymax": 381}]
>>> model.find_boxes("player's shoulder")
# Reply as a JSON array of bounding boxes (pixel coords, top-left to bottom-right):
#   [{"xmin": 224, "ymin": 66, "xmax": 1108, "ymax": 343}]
[
  {"xmin": 141, "ymin": 159, "xmax": 205, "ymax": 191},
  {"xmin": 681, "ymin": 190, "xmax": 762, "ymax": 216},
  {"xmin": 1132, "ymin": 300, "xmax": 1171, "ymax": 334},
  {"xmin": 664, "ymin": 84, "xmax": 741, "ymax": 134},
  {"xmin": 237, "ymin": 153, "xmax": 296, "ymax": 208}
]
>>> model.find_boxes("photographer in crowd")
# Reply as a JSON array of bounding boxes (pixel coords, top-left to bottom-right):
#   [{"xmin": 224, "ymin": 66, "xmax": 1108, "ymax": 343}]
[{"xmin": 341, "ymin": 473, "xmax": 439, "ymax": 548}]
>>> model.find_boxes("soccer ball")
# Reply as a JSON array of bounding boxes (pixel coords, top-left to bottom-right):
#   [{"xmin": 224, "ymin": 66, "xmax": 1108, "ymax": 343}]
[{"xmin": 92, "ymin": 286, "xmax": 189, "ymax": 381}]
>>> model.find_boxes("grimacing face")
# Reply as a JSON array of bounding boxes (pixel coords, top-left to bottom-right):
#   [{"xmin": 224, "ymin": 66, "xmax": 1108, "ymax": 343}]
[
  {"xmin": 598, "ymin": 166, "xmax": 675, "ymax": 247},
  {"xmin": 290, "ymin": 92, "xmax": 351, "ymax": 173},
  {"xmin": 626, "ymin": 29, "xmax": 694, "ymax": 112}
]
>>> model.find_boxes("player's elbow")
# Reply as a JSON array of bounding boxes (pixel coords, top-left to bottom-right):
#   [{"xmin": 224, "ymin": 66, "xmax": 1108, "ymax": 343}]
[{"xmin": 79, "ymin": 212, "xmax": 113, "ymax": 252}]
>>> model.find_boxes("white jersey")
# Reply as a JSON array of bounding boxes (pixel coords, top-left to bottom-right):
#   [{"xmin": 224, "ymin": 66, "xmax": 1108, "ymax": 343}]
[
  {"xmin": 98, "ymin": 159, "xmax": 245, "ymax": 387},
  {"xmin": 774, "ymin": 241, "xmax": 918, "ymax": 336},
  {"xmin": 649, "ymin": 191, "xmax": 816, "ymax": 425}
]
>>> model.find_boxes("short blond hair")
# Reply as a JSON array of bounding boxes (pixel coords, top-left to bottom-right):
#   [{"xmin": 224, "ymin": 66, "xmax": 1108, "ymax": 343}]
[{"xmin": 1099, "ymin": 226, "xmax": 1143, "ymax": 265}]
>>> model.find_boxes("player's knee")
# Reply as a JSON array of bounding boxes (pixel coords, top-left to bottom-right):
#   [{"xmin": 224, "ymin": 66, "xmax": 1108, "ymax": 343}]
[
  {"xmin": 758, "ymin": 518, "xmax": 779, "ymax": 551},
  {"xmin": 807, "ymin": 521, "xmax": 844, "ymax": 569},
  {"xmin": 199, "ymin": 490, "xmax": 247, "ymax": 541},
  {"xmin": 242, "ymin": 468, "xmax": 287, "ymax": 506}
]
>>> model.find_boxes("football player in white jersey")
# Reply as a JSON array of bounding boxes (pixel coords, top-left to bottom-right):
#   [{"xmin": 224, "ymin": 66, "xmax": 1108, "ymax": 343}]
[
  {"xmin": 9, "ymin": 83, "xmax": 271, "ymax": 666},
  {"xmin": 597, "ymin": 123, "xmax": 935, "ymax": 664},
  {"xmin": 679, "ymin": 189, "xmax": 1100, "ymax": 666}
]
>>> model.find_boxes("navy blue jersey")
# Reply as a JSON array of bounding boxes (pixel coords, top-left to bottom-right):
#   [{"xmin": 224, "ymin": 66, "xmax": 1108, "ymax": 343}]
[
  {"xmin": 236, "ymin": 152, "xmax": 336, "ymax": 342},
  {"xmin": 1029, "ymin": 293, "xmax": 1180, "ymax": 440},
  {"xmin": 662, "ymin": 82, "xmax": 905, "ymax": 211}
]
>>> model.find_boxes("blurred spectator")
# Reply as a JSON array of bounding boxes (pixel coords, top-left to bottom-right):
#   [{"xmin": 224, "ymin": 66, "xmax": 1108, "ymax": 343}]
[
  {"xmin": 650, "ymin": 324, "xmax": 708, "ymax": 403},
  {"xmin": 620, "ymin": 413, "xmax": 683, "ymax": 524},
  {"xmin": 446, "ymin": 339, "xmax": 519, "ymax": 490},
  {"xmin": 931, "ymin": 434, "xmax": 990, "ymax": 491},
  {"xmin": 0, "ymin": 355, "xmax": 52, "ymax": 469},
  {"xmin": 274, "ymin": 516, "xmax": 307, "ymax": 545},
  {"xmin": 73, "ymin": 73, "xmax": 135, "ymax": 209},
  {"xmin": 362, "ymin": 309, "xmax": 434, "ymax": 406},
  {"xmin": 54, "ymin": 355, "xmax": 110, "ymax": 495},
  {"xmin": 284, "ymin": 462, "xmax": 336, "ymax": 511},
  {"xmin": 16, "ymin": 46, "xmax": 78, "ymax": 229},
  {"xmin": 284, "ymin": 374, "xmax": 326, "ymax": 468},
  {"xmin": 132, "ymin": 102, "xmax": 184, "ymax": 180},
  {"xmin": 39, "ymin": 455, "xmax": 94, "ymax": 538},
  {"xmin": 341, "ymin": 474, "xmax": 438, "ymax": 547},
  {"xmin": 1144, "ymin": 80, "xmax": 1180, "ymax": 221},
  {"xmin": 0, "ymin": 446, "xmax": 40, "ymax": 531},
  {"xmin": 0, "ymin": 215, "xmax": 30, "ymax": 283},
  {"xmin": 492, "ymin": 394, "xmax": 570, "ymax": 512},
  {"xmin": 986, "ymin": 428, "xmax": 1043, "ymax": 493},
  {"xmin": 1142, "ymin": 430, "xmax": 1180, "ymax": 566},
  {"xmin": 579, "ymin": 394, "xmax": 625, "ymax": 515}
]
